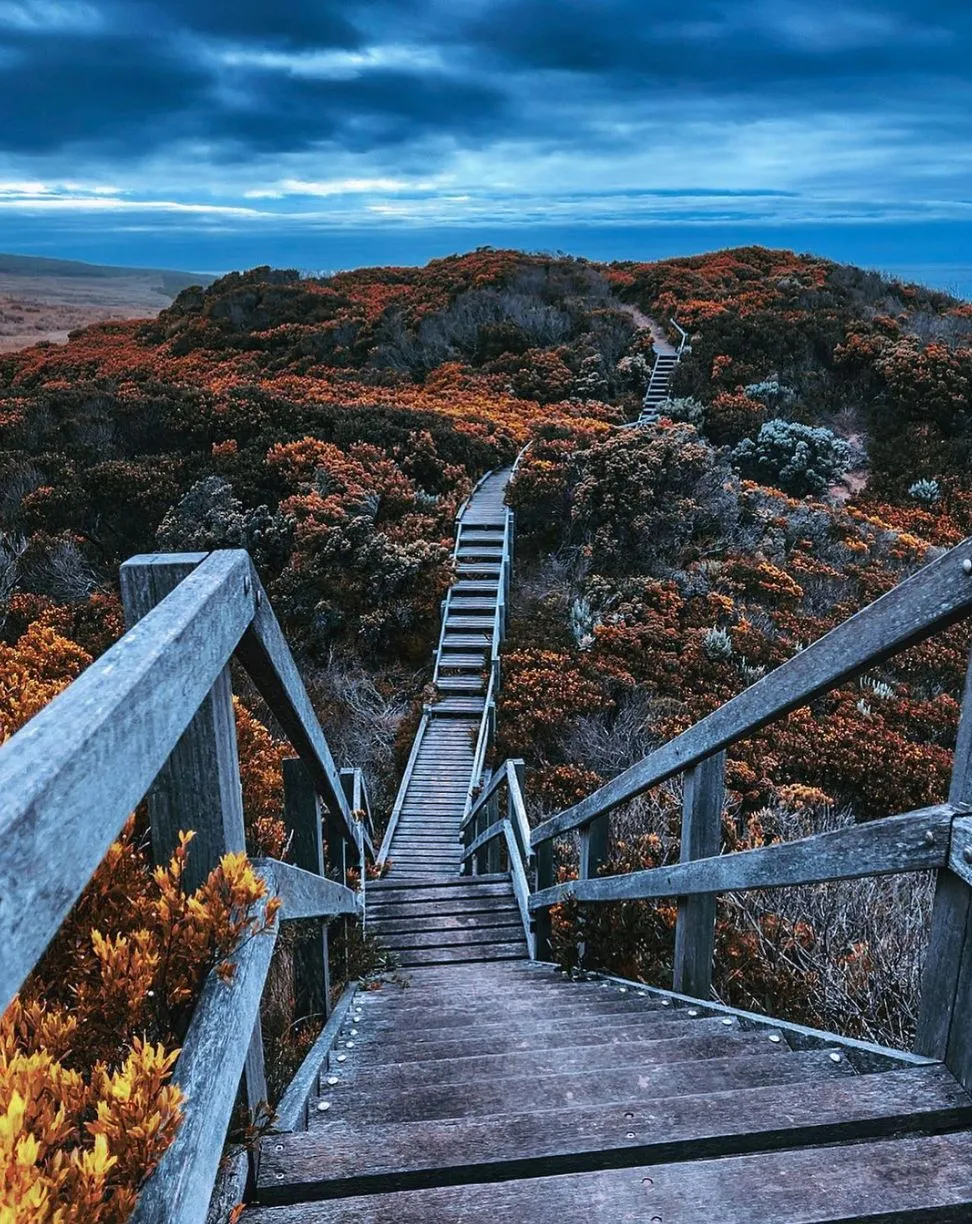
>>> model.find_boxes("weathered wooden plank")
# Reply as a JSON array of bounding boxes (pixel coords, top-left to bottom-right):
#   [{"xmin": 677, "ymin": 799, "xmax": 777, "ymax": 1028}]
[
  {"xmin": 0, "ymin": 550, "xmax": 255, "ymax": 1016},
  {"xmin": 506, "ymin": 761, "xmax": 532, "ymax": 865},
  {"xmin": 120, "ymin": 555, "xmax": 250, "ymax": 891},
  {"xmin": 341, "ymin": 1017, "xmax": 748, "ymax": 1066},
  {"xmin": 918, "ymin": 647, "xmax": 972, "ymax": 1063},
  {"xmin": 394, "ymin": 943, "xmax": 526, "ymax": 968},
  {"xmin": 673, "ymin": 751, "xmax": 725, "ymax": 998},
  {"xmin": 462, "ymin": 817, "xmax": 506, "ymax": 863},
  {"xmin": 335, "ymin": 1032, "xmax": 776, "ymax": 1095},
  {"xmin": 252, "ymin": 1130, "xmax": 972, "ymax": 1222},
  {"xmin": 234, "ymin": 564, "xmax": 362, "ymax": 855},
  {"xmin": 272, "ymin": 984, "xmax": 358, "ymax": 1133},
  {"xmin": 283, "ymin": 758, "xmax": 330, "ymax": 1019},
  {"xmin": 533, "ymin": 537, "xmax": 972, "ymax": 846},
  {"xmin": 256, "ymin": 1066, "xmax": 972, "ymax": 1207},
  {"xmin": 307, "ymin": 1049, "xmax": 849, "ymax": 1128},
  {"xmin": 380, "ymin": 710, "xmax": 430, "ymax": 866},
  {"xmin": 531, "ymin": 805, "xmax": 953, "ymax": 910},
  {"xmin": 130, "ymin": 891, "xmax": 278, "ymax": 1224},
  {"xmin": 504, "ymin": 822, "xmax": 536, "ymax": 959},
  {"xmin": 257, "ymin": 860, "xmax": 362, "ymax": 921}
]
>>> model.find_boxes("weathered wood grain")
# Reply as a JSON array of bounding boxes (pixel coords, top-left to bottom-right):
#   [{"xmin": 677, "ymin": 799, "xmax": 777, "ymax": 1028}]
[
  {"xmin": 130, "ymin": 891, "xmax": 278, "ymax": 1224},
  {"xmin": 673, "ymin": 751, "xmax": 725, "ymax": 998},
  {"xmin": 531, "ymin": 805, "xmax": 953, "ymax": 910},
  {"xmin": 0, "ymin": 550, "xmax": 255, "ymax": 1014},
  {"xmin": 533, "ymin": 536, "xmax": 972, "ymax": 846},
  {"xmin": 304, "ymin": 1049, "xmax": 849, "ymax": 1127},
  {"xmin": 505, "ymin": 822, "xmax": 536, "ymax": 959},
  {"xmin": 283, "ymin": 758, "xmax": 330, "ymax": 1019},
  {"xmin": 251, "ymin": 1127, "xmax": 972, "ymax": 1221},
  {"xmin": 257, "ymin": 1066, "xmax": 971, "ymax": 1206},
  {"xmin": 256, "ymin": 859, "xmax": 362, "ymax": 921}
]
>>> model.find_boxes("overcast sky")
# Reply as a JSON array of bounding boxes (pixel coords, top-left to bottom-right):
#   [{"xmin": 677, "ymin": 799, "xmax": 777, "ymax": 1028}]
[{"xmin": 1, "ymin": 0, "xmax": 969, "ymax": 291}]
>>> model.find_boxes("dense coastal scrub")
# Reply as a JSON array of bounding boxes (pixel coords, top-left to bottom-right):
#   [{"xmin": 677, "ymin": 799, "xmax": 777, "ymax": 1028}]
[{"xmin": 2, "ymin": 246, "xmax": 971, "ymax": 1212}]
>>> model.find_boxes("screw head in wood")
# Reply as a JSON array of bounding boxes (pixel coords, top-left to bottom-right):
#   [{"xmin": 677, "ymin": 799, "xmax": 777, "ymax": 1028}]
[
  {"xmin": 327, "ymin": 1076, "xmax": 339, "ymax": 1085},
  {"xmin": 925, "ymin": 830, "xmax": 936, "ymax": 846},
  {"xmin": 830, "ymin": 1052, "xmax": 842, "ymax": 1063},
  {"xmin": 722, "ymin": 1017, "xmax": 734, "ymax": 1026},
  {"xmin": 964, "ymin": 559, "xmax": 972, "ymax": 575},
  {"xmin": 769, "ymin": 1034, "xmax": 782, "ymax": 1043},
  {"xmin": 317, "ymin": 1101, "xmax": 331, "ymax": 1112},
  {"xmin": 336, "ymin": 1054, "xmax": 347, "ymax": 1062},
  {"xmin": 661, "ymin": 999, "xmax": 671, "ymax": 1007},
  {"xmin": 275, "ymin": 1172, "xmax": 284, "ymax": 1180},
  {"xmin": 687, "ymin": 1009, "xmax": 699, "ymax": 1017},
  {"xmin": 275, "ymin": 1143, "xmax": 283, "ymax": 1151},
  {"xmin": 350, "ymin": 1029, "xmax": 358, "ymax": 1036},
  {"xmin": 626, "ymin": 1132, "xmax": 635, "ymax": 1139},
  {"xmin": 964, "ymin": 847, "xmax": 972, "ymax": 865},
  {"xmin": 345, "ymin": 1041, "xmax": 355, "ymax": 1048}
]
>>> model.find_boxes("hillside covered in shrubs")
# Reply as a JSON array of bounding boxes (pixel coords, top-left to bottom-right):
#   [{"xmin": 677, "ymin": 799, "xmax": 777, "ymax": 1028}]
[{"xmin": 2, "ymin": 245, "xmax": 972, "ymax": 1216}]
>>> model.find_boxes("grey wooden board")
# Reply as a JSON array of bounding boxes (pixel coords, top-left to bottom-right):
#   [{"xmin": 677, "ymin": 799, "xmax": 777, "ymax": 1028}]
[
  {"xmin": 273, "ymin": 985, "xmax": 358, "ymax": 1132},
  {"xmin": 534, "ymin": 533, "xmax": 972, "ymax": 845},
  {"xmin": 329, "ymin": 1032, "xmax": 779, "ymax": 1095},
  {"xmin": 305, "ymin": 1050, "xmax": 850, "ymax": 1128},
  {"xmin": 370, "ymin": 913, "xmax": 521, "ymax": 934},
  {"xmin": 259, "ymin": 860, "xmax": 361, "ymax": 920},
  {"xmin": 532, "ymin": 805, "xmax": 953, "ymax": 909},
  {"xmin": 251, "ymin": 1129, "xmax": 972, "ymax": 1222},
  {"xmin": 367, "ymin": 879, "xmax": 512, "ymax": 898},
  {"xmin": 394, "ymin": 944, "xmax": 526, "ymax": 967},
  {"xmin": 336, "ymin": 1018, "xmax": 757, "ymax": 1066},
  {"xmin": 344, "ymin": 998, "xmax": 686, "ymax": 1033},
  {"xmin": 130, "ymin": 899, "xmax": 277, "ymax": 1224},
  {"xmin": 259, "ymin": 1066, "xmax": 972, "ymax": 1204},
  {"xmin": 366, "ymin": 901, "xmax": 517, "ymax": 923},
  {"xmin": 0, "ymin": 549, "xmax": 255, "ymax": 1014},
  {"xmin": 380, "ymin": 925, "xmax": 526, "ymax": 950},
  {"xmin": 673, "ymin": 751, "xmax": 725, "ymax": 997}
]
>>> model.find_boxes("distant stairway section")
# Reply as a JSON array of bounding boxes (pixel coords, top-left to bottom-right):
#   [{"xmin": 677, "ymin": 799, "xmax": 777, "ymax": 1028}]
[
  {"xmin": 377, "ymin": 469, "xmax": 513, "ymax": 880},
  {"xmin": 638, "ymin": 319, "xmax": 690, "ymax": 425}
]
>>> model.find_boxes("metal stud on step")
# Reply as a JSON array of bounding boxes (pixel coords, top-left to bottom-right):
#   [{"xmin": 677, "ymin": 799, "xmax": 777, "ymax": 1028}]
[
  {"xmin": 722, "ymin": 1017, "xmax": 733, "ymax": 1026},
  {"xmin": 327, "ymin": 1076, "xmax": 339, "ymax": 1085},
  {"xmin": 830, "ymin": 1052, "xmax": 842, "ymax": 1063},
  {"xmin": 346, "ymin": 1041, "xmax": 355, "ymax": 1048},
  {"xmin": 317, "ymin": 1101, "xmax": 331, "ymax": 1112},
  {"xmin": 336, "ymin": 1054, "xmax": 347, "ymax": 1062},
  {"xmin": 687, "ymin": 1009, "xmax": 698, "ymax": 1017},
  {"xmin": 769, "ymin": 1034, "xmax": 782, "ymax": 1043}
]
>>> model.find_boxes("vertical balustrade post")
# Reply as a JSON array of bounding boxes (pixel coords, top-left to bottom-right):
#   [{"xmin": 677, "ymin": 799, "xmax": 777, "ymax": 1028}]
[
  {"xmin": 672, "ymin": 750, "xmax": 726, "ymax": 999},
  {"xmin": 535, "ymin": 838, "xmax": 554, "ymax": 961},
  {"xmin": 486, "ymin": 776, "xmax": 503, "ymax": 874},
  {"xmin": 120, "ymin": 553, "xmax": 268, "ymax": 1117},
  {"xmin": 916, "ymin": 647, "xmax": 972, "ymax": 1082},
  {"xmin": 283, "ymin": 758, "xmax": 332, "ymax": 1021}
]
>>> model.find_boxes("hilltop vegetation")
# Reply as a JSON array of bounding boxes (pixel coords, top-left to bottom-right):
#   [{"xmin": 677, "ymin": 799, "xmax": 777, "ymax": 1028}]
[{"xmin": 2, "ymin": 246, "xmax": 972, "ymax": 1216}]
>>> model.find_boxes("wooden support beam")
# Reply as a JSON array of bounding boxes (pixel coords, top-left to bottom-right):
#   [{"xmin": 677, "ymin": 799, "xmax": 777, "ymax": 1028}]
[
  {"xmin": 121, "ymin": 553, "xmax": 268, "ymax": 1119},
  {"xmin": 917, "ymin": 646, "xmax": 972, "ymax": 1074},
  {"xmin": 283, "ymin": 758, "xmax": 330, "ymax": 1020},
  {"xmin": 673, "ymin": 751, "xmax": 725, "ymax": 999},
  {"xmin": 535, "ymin": 839, "xmax": 554, "ymax": 961},
  {"xmin": 530, "ymin": 805, "xmax": 954, "ymax": 910}
]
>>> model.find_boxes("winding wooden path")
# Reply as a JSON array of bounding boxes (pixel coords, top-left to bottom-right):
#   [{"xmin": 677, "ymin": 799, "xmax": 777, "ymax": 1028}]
[{"xmin": 376, "ymin": 470, "xmax": 512, "ymax": 885}]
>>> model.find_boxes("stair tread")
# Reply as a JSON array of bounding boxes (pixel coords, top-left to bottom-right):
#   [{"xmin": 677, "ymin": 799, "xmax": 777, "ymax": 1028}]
[{"xmin": 254, "ymin": 1071, "xmax": 972, "ymax": 1214}]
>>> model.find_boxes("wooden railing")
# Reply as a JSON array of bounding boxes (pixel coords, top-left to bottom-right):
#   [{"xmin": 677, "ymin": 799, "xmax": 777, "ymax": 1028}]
[
  {"xmin": 521, "ymin": 536, "xmax": 972, "ymax": 1089},
  {"xmin": 462, "ymin": 505, "xmax": 513, "ymax": 823},
  {"xmin": 460, "ymin": 758, "xmax": 534, "ymax": 956},
  {"xmin": 671, "ymin": 317, "xmax": 690, "ymax": 356},
  {"xmin": 0, "ymin": 549, "xmax": 372, "ymax": 1224}
]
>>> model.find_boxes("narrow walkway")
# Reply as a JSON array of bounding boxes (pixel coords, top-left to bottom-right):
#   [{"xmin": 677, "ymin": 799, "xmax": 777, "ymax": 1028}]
[
  {"xmin": 251, "ymin": 955, "xmax": 972, "ymax": 1220},
  {"xmin": 379, "ymin": 470, "xmax": 512, "ymax": 882}
]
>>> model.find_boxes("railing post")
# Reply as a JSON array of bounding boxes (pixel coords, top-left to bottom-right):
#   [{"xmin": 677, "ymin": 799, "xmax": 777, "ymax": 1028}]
[
  {"xmin": 916, "ymin": 648, "xmax": 972, "ymax": 1080},
  {"xmin": 535, "ymin": 838, "xmax": 554, "ymax": 961},
  {"xmin": 284, "ymin": 758, "xmax": 332, "ymax": 1021},
  {"xmin": 672, "ymin": 750, "xmax": 726, "ymax": 999},
  {"xmin": 120, "ymin": 553, "xmax": 268, "ymax": 1118},
  {"xmin": 486, "ymin": 780, "xmax": 502, "ymax": 874}
]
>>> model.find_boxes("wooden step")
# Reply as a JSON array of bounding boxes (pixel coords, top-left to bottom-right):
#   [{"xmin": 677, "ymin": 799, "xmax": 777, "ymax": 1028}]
[
  {"xmin": 432, "ymin": 697, "xmax": 486, "ymax": 714},
  {"xmin": 253, "ymin": 1071, "xmax": 972, "ymax": 1214}
]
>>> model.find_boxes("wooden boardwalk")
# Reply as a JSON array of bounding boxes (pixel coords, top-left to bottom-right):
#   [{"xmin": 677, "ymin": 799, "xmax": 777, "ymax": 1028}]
[
  {"xmin": 638, "ymin": 319, "xmax": 689, "ymax": 424},
  {"xmin": 252, "ymin": 944, "xmax": 972, "ymax": 1220},
  {"xmin": 378, "ymin": 470, "xmax": 512, "ymax": 881}
]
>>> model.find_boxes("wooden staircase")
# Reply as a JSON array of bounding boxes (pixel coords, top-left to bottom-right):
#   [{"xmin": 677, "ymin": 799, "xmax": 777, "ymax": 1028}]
[
  {"xmin": 378, "ymin": 470, "xmax": 512, "ymax": 880},
  {"xmin": 638, "ymin": 318, "xmax": 689, "ymax": 424},
  {"xmin": 250, "ymin": 954, "xmax": 972, "ymax": 1220}
]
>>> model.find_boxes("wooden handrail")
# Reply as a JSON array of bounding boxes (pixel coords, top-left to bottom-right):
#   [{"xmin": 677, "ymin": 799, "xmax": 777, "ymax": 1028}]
[
  {"xmin": 0, "ymin": 547, "xmax": 372, "ymax": 1222},
  {"xmin": 530, "ymin": 805, "xmax": 955, "ymax": 909},
  {"xmin": 379, "ymin": 709, "xmax": 430, "ymax": 865},
  {"xmin": 533, "ymin": 536, "xmax": 972, "ymax": 848},
  {"xmin": 130, "ymin": 860, "xmax": 359, "ymax": 1224},
  {"xmin": 0, "ymin": 551, "xmax": 254, "ymax": 1013}
]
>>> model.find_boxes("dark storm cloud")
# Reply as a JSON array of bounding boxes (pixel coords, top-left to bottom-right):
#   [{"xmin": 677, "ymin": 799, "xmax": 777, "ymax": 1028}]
[{"xmin": 0, "ymin": 0, "xmax": 969, "ymax": 159}]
